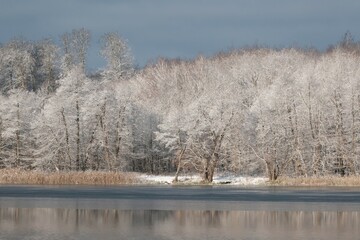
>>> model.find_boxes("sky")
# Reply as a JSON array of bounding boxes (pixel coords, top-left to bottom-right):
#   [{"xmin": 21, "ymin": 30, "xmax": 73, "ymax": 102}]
[{"xmin": 1, "ymin": 0, "xmax": 360, "ymax": 71}]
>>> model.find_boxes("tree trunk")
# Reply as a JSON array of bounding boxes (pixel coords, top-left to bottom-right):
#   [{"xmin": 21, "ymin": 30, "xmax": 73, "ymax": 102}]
[
  {"xmin": 292, "ymin": 103, "xmax": 307, "ymax": 177},
  {"xmin": 61, "ymin": 107, "xmax": 72, "ymax": 170},
  {"xmin": 334, "ymin": 92, "xmax": 346, "ymax": 176},
  {"xmin": 84, "ymin": 116, "xmax": 100, "ymax": 171},
  {"xmin": 349, "ymin": 91, "xmax": 357, "ymax": 174},
  {"xmin": 312, "ymin": 141, "xmax": 323, "ymax": 175},
  {"xmin": 15, "ymin": 103, "xmax": 20, "ymax": 167},
  {"xmin": 202, "ymin": 156, "xmax": 216, "ymax": 183},
  {"xmin": 0, "ymin": 116, "xmax": 3, "ymax": 165},
  {"xmin": 264, "ymin": 149, "xmax": 279, "ymax": 181},
  {"xmin": 201, "ymin": 112, "xmax": 234, "ymax": 183},
  {"xmin": 202, "ymin": 157, "xmax": 212, "ymax": 183},
  {"xmin": 100, "ymin": 101, "xmax": 111, "ymax": 170},
  {"xmin": 76, "ymin": 101, "xmax": 81, "ymax": 171},
  {"xmin": 303, "ymin": 83, "xmax": 324, "ymax": 176},
  {"xmin": 287, "ymin": 103, "xmax": 306, "ymax": 177},
  {"xmin": 115, "ymin": 106, "xmax": 126, "ymax": 168},
  {"xmin": 173, "ymin": 147, "xmax": 186, "ymax": 182}
]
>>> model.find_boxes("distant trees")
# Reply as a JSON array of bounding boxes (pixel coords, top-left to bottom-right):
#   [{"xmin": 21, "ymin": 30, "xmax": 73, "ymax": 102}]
[
  {"xmin": 34, "ymin": 39, "xmax": 59, "ymax": 93},
  {"xmin": 1, "ymin": 30, "xmax": 360, "ymax": 182},
  {"xmin": 0, "ymin": 39, "xmax": 35, "ymax": 92},
  {"xmin": 101, "ymin": 32, "xmax": 134, "ymax": 81},
  {"xmin": 61, "ymin": 28, "xmax": 91, "ymax": 73}
]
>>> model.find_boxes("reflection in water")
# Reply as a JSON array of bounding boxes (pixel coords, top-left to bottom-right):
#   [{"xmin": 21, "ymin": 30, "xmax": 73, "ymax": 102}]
[{"xmin": 0, "ymin": 208, "xmax": 359, "ymax": 240}]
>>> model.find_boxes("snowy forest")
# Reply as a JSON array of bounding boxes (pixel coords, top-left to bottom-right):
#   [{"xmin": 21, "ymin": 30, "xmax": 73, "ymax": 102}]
[{"xmin": 1, "ymin": 29, "xmax": 360, "ymax": 182}]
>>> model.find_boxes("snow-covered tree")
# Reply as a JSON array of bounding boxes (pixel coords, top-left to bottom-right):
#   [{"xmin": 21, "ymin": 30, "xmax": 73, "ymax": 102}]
[
  {"xmin": 33, "ymin": 39, "xmax": 59, "ymax": 93},
  {"xmin": 101, "ymin": 32, "xmax": 134, "ymax": 81},
  {"xmin": 60, "ymin": 28, "xmax": 90, "ymax": 74},
  {"xmin": 0, "ymin": 39, "xmax": 35, "ymax": 92},
  {"xmin": 0, "ymin": 89, "xmax": 41, "ymax": 168}
]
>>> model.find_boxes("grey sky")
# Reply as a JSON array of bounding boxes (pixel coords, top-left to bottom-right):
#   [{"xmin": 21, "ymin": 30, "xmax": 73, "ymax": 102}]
[{"xmin": 1, "ymin": 0, "xmax": 360, "ymax": 70}]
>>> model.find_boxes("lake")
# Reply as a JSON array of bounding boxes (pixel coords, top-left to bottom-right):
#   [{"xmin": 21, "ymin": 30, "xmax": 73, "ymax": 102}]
[{"xmin": 1, "ymin": 185, "xmax": 360, "ymax": 240}]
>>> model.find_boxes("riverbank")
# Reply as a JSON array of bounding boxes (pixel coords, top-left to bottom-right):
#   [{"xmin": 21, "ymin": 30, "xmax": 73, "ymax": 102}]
[
  {"xmin": 0, "ymin": 169, "xmax": 138, "ymax": 185},
  {"xmin": 272, "ymin": 175, "xmax": 360, "ymax": 187},
  {"xmin": 141, "ymin": 174, "xmax": 360, "ymax": 187},
  {"xmin": 138, "ymin": 173, "xmax": 267, "ymax": 185},
  {"xmin": 0, "ymin": 169, "xmax": 267, "ymax": 186},
  {"xmin": 1, "ymin": 169, "xmax": 360, "ymax": 186}
]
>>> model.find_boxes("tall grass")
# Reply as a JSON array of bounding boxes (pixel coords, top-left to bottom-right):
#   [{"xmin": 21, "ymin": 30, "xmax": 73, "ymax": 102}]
[
  {"xmin": 0, "ymin": 169, "xmax": 139, "ymax": 185},
  {"xmin": 273, "ymin": 175, "xmax": 360, "ymax": 187}
]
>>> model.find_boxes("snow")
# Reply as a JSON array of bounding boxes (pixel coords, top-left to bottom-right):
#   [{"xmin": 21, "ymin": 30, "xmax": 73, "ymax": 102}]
[
  {"xmin": 138, "ymin": 173, "xmax": 267, "ymax": 186},
  {"xmin": 213, "ymin": 174, "xmax": 267, "ymax": 185}
]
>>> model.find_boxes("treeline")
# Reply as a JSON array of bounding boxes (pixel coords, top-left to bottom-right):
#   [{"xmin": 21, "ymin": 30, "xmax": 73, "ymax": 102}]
[
  {"xmin": 1, "ymin": 30, "xmax": 360, "ymax": 182},
  {"xmin": 0, "ymin": 29, "xmax": 161, "ymax": 173}
]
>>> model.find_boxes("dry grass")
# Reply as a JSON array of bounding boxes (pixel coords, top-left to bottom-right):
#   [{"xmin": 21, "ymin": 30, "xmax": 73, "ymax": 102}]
[
  {"xmin": 0, "ymin": 169, "xmax": 139, "ymax": 185},
  {"xmin": 272, "ymin": 175, "xmax": 360, "ymax": 187}
]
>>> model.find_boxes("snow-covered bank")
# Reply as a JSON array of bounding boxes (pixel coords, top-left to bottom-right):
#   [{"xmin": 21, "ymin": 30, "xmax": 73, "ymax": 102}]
[
  {"xmin": 213, "ymin": 174, "xmax": 267, "ymax": 185},
  {"xmin": 138, "ymin": 173, "xmax": 267, "ymax": 186}
]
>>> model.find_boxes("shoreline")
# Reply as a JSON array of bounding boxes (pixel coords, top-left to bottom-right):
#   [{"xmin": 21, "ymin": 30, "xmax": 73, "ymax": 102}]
[
  {"xmin": 271, "ymin": 176, "xmax": 360, "ymax": 187},
  {"xmin": 1, "ymin": 169, "xmax": 360, "ymax": 187},
  {"xmin": 0, "ymin": 169, "xmax": 138, "ymax": 185}
]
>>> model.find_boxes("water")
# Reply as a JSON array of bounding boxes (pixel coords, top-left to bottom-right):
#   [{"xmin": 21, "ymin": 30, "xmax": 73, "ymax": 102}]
[{"xmin": 1, "ymin": 186, "xmax": 360, "ymax": 240}]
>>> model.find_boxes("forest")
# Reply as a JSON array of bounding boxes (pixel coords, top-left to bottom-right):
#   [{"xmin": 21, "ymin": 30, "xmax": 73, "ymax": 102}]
[{"xmin": 1, "ymin": 29, "xmax": 360, "ymax": 182}]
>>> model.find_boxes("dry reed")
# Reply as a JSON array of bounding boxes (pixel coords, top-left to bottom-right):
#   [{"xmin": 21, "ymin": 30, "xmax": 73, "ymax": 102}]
[
  {"xmin": 272, "ymin": 175, "xmax": 360, "ymax": 187},
  {"xmin": 0, "ymin": 169, "xmax": 139, "ymax": 185}
]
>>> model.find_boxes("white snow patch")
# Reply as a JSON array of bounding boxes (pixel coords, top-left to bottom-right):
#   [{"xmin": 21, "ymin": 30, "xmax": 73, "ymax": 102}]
[
  {"xmin": 138, "ymin": 173, "xmax": 267, "ymax": 185},
  {"xmin": 212, "ymin": 173, "xmax": 267, "ymax": 185},
  {"xmin": 138, "ymin": 174, "xmax": 201, "ymax": 184}
]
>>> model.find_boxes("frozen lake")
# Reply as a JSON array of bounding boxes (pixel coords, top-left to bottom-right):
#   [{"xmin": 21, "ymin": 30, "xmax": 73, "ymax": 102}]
[{"xmin": 1, "ymin": 185, "xmax": 360, "ymax": 239}]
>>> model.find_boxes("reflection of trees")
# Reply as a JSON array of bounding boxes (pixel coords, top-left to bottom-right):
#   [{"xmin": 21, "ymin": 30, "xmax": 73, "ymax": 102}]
[
  {"xmin": 129, "ymin": 210, "xmax": 174, "ymax": 227},
  {"xmin": 0, "ymin": 208, "xmax": 359, "ymax": 237},
  {"xmin": 174, "ymin": 210, "xmax": 225, "ymax": 227}
]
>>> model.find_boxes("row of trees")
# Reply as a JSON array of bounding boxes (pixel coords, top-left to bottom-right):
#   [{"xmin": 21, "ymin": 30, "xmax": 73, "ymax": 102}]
[
  {"xmin": 1, "ymin": 29, "xmax": 360, "ymax": 182},
  {"xmin": 137, "ymin": 33, "xmax": 360, "ymax": 182}
]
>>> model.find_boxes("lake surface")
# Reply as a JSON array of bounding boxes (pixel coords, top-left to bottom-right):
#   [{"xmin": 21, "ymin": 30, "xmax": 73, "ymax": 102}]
[{"xmin": 1, "ymin": 185, "xmax": 360, "ymax": 240}]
